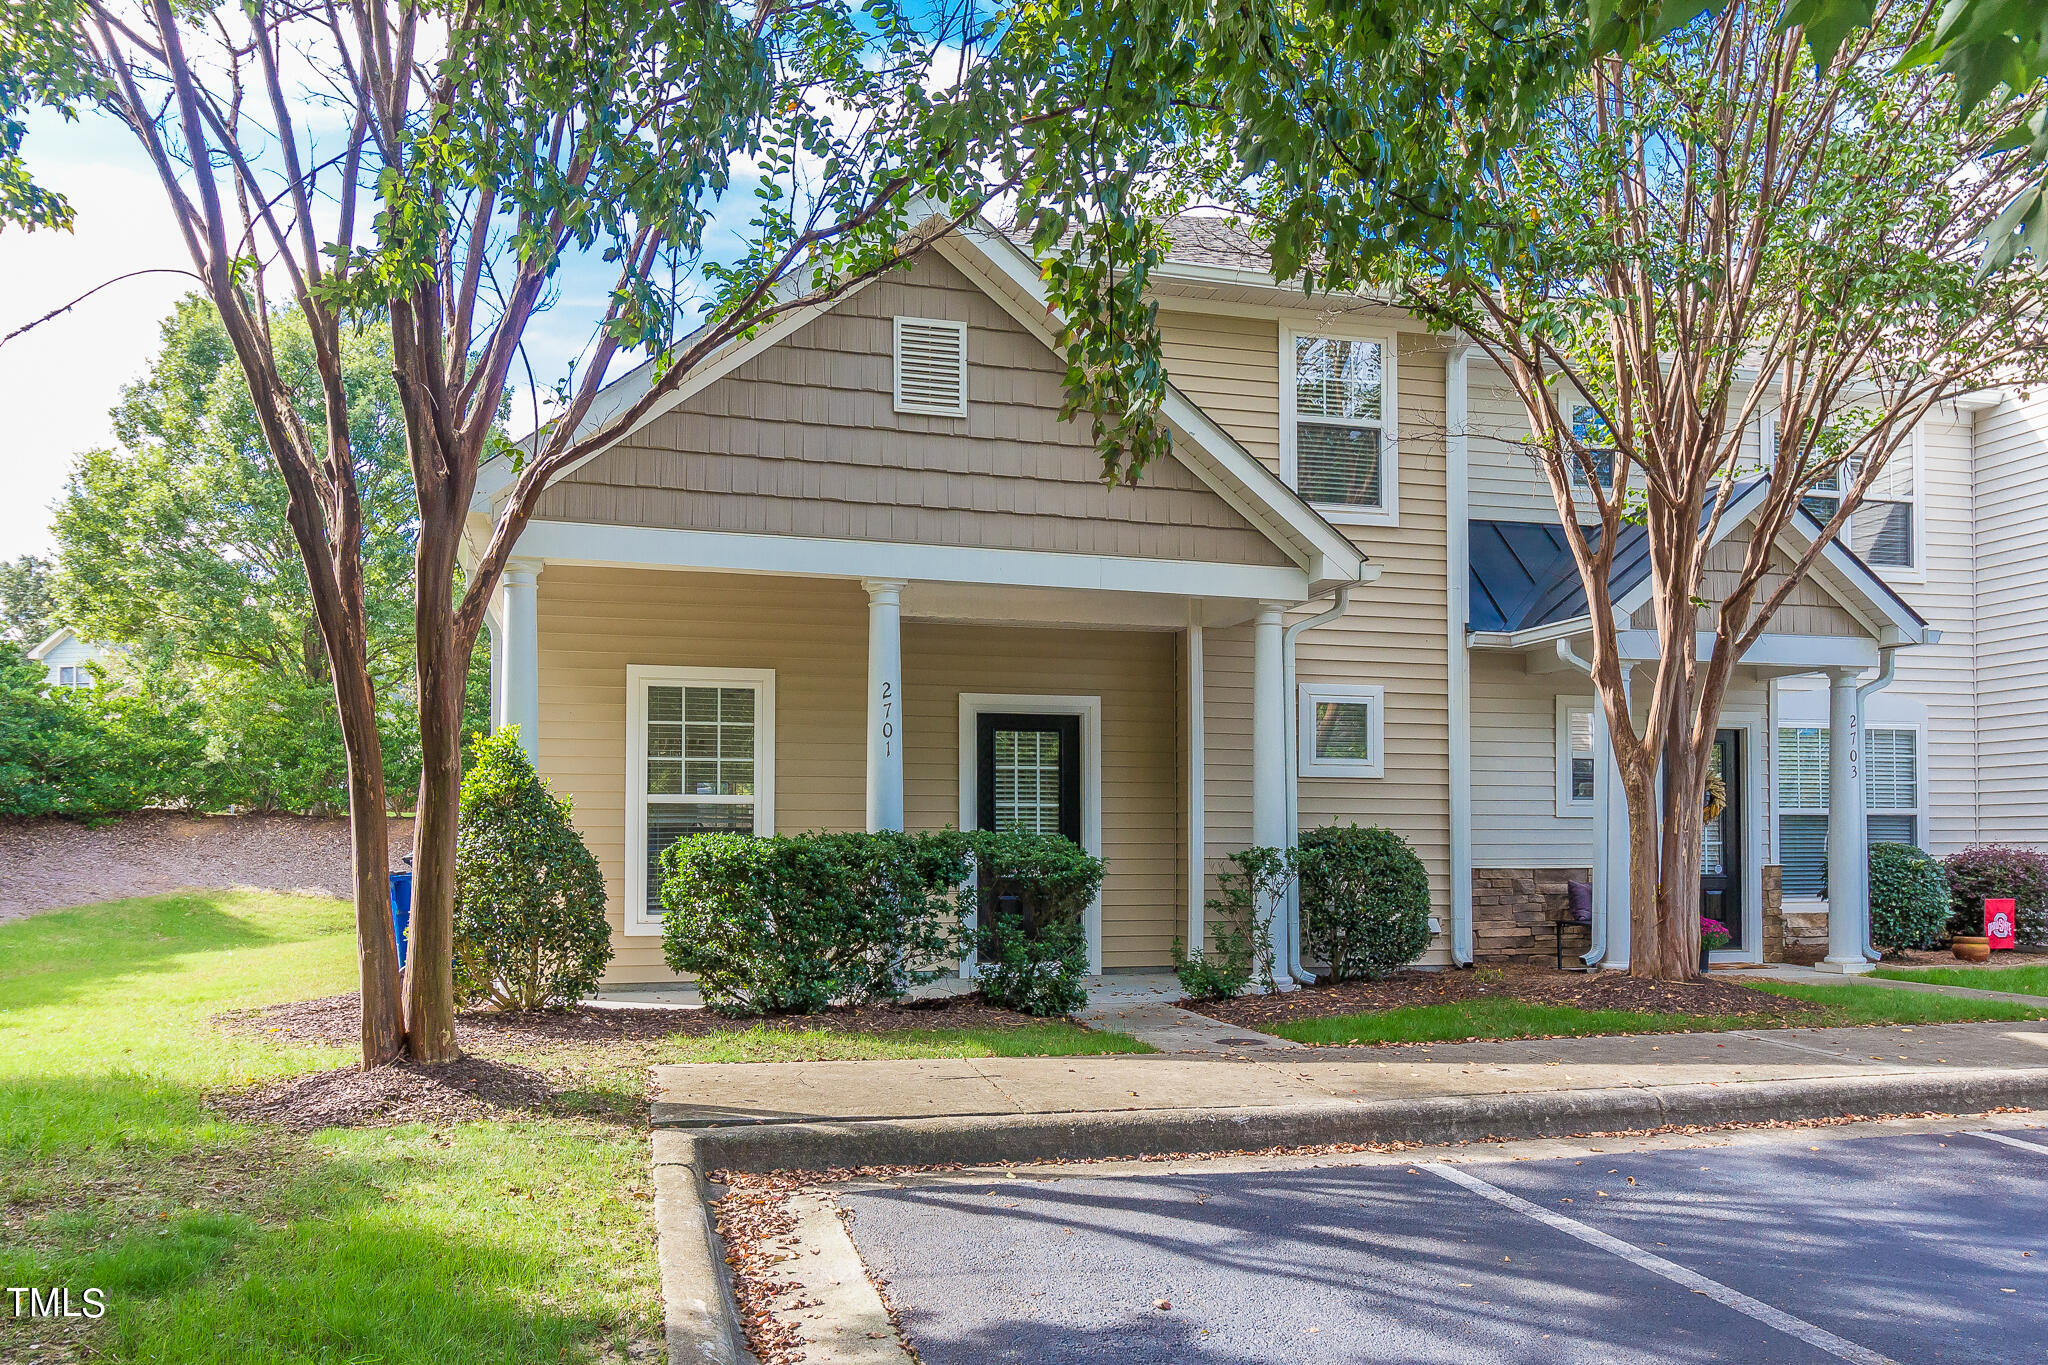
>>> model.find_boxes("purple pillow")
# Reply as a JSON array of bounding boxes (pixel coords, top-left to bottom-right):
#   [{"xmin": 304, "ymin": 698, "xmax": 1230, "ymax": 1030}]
[{"xmin": 1567, "ymin": 880, "xmax": 1593, "ymax": 924}]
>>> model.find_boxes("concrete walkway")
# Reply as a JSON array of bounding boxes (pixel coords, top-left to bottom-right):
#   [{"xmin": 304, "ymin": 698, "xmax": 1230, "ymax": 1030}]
[{"xmin": 651, "ymin": 1016, "xmax": 2048, "ymax": 1129}]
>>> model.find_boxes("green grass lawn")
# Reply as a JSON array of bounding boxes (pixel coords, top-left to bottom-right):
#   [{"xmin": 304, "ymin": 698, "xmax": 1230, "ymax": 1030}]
[
  {"xmin": 1259, "ymin": 979, "xmax": 2048, "ymax": 1047},
  {"xmin": 0, "ymin": 889, "xmax": 1144, "ymax": 1362},
  {"xmin": 1873, "ymin": 963, "xmax": 2048, "ymax": 996}
]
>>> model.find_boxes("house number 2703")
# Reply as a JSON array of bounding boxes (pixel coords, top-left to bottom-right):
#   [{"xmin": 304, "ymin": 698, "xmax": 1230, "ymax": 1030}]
[{"xmin": 878, "ymin": 681, "xmax": 893, "ymax": 756}]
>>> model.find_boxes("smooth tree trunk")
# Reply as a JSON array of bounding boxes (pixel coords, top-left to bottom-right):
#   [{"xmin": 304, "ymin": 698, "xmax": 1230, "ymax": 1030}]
[{"xmin": 402, "ymin": 498, "xmax": 474, "ymax": 1064}]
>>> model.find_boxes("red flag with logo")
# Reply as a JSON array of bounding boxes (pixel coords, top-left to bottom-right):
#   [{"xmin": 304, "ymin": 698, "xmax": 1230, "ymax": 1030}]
[{"xmin": 1986, "ymin": 899, "xmax": 2017, "ymax": 951}]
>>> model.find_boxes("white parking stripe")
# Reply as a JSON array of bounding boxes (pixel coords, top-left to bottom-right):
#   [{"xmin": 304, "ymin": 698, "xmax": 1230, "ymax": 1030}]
[
  {"xmin": 1970, "ymin": 1129, "xmax": 2048, "ymax": 1157},
  {"xmin": 1423, "ymin": 1163, "xmax": 1897, "ymax": 1365}
]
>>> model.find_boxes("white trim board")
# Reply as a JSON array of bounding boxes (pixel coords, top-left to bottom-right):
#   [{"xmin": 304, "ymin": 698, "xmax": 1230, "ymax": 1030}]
[
  {"xmin": 622, "ymin": 664, "xmax": 778, "ymax": 938},
  {"xmin": 516, "ymin": 519, "xmax": 1315, "ymax": 601},
  {"xmin": 956, "ymin": 693, "xmax": 1105, "ymax": 975}
]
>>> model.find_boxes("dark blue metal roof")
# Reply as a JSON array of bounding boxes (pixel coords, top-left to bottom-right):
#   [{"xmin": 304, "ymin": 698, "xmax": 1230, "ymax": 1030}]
[{"xmin": 1468, "ymin": 474, "xmax": 1924, "ymax": 634}]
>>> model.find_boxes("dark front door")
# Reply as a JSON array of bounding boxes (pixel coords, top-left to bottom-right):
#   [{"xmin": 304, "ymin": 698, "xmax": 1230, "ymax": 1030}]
[
  {"xmin": 1701, "ymin": 729, "xmax": 1744, "ymax": 950},
  {"xmin": 976, "ymin": 713, "xmax": 1081, "ymax": 842}
]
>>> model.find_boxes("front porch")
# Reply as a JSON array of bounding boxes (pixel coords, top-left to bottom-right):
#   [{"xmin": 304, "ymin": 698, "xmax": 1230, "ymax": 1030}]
[{"xmin": 491, "ymin": 557, "xmax": 1340, "ymax": 984}]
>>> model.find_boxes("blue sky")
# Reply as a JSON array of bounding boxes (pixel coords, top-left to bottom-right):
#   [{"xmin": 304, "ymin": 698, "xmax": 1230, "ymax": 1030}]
[{"xmin": 0, "ymin": 105, "xmax": 755, "ymax": 563}]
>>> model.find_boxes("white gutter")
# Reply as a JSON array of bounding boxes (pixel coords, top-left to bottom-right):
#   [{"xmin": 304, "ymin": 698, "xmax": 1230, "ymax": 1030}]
[
  {"xmin": 1857, "ymin": 645, "xmax": 1902, "ymax": 963},
  {"xmin": 1555, "ymin": 640, "xmax": 1610, "ymax": 968},
  {"xmin": 1282, "ymin": 575, "xmax": 1372, "ymax": 984},
  {"xmin": 1446, "ymin": 344, "xmax": 1476, "ymax": 965}
]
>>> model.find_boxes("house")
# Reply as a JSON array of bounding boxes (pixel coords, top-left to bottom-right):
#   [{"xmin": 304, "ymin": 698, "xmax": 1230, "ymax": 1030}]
[
  {"xmin": 28, "ymin": 626, "xmax": 116, "ymax": 689},
  {"xmin": 470, "ymin": 214, "xmax": 2031, "ymax": 984}
]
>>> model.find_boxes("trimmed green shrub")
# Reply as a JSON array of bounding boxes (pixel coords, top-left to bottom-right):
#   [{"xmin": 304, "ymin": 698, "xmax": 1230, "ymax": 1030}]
[
  {"xmin": 1298, "ymin": 824, "xmax": 1433, "ymax": 982},
  {"xmin": 1868, "ymin": 842, "xmax": 1951, "ymax": 953},
  {"xmin": 660, "ymin": 829, "xmax": 974, "ymax": 1014},
  {"xmin": 969, "ymin": 830, "xmax": 1103, "ymax": 1017},
  {"xmin": 452, "ymin": 729, "xmax": 612, "ymax": 1009},
  {"xmin": 1175, "ymin": 846, "xmax": 1292, "ymax": 1000},
  {"xmin": 1943, "ymin": 845, "xmax": 2048, "ymax": 944}
]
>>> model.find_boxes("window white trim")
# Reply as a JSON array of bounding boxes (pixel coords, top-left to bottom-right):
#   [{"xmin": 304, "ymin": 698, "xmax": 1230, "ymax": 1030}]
[
  {"xmin": 1565, "ymin": 400, "xmax": 1617, "ymax": 489},
  {"xmin": 1297, "ymin": 682, "xmax": 1385, "ymax": 779},
  {"xmin": 1555, "ymin": 696, "xmax": 1597, "ymax": 818},
  {"xmin": 623, "ymin": 665, "xmax": 776, "ymax": 937},
  {"xmin": 957, "ymin": 693, "xmax": 1103, "ymax": 975},
  {"xmin": 892, "ymin": 315, "xmax": 968, "ymax": 417},
  {"xmin": 1280, "ymin": 323, "xmax": 1399, "ymax": 526}
]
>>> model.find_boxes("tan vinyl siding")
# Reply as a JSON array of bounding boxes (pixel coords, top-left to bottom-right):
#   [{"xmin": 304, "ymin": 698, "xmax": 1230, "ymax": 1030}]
[
  {"xmin": 535, "ymin": 566, "xmax": 1185, "ymax": 980},
  {"xmin": 535, "ymin": 567, "xmax": 867, "ymax": 982},
  {"xmin": 1627, "ymin": 530, "xmax": 1867, "ymax": 637},
  {"xmin": 1971, "ymin": 392, "xmax": 2048, "ymax": 845},
  {"xmin": 1171, "ymin": 321, "xmax": 1454, "ymax": 962},
  {"xmin": 902, "ymin": 622, "xmax": 1183, "ymax": 970},
  {"xmin": 540, "ymin": 255, "xmax": 1289, "ymax": 568}
]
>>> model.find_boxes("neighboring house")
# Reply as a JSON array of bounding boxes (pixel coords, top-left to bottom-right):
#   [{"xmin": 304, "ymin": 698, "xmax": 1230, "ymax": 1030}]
[
  {"xmin": 28, "ymin": 626, "xmax": 116, "ymax": 689},
  {"xmin": 469, "ymin": 213, "xmax": 2033, "ymax": 984}
]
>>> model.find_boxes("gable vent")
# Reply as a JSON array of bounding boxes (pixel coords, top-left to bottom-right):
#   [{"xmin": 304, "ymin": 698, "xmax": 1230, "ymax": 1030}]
[{"xmin": 893, "ymin": 316, "xmax": 968, "ymax": 417}]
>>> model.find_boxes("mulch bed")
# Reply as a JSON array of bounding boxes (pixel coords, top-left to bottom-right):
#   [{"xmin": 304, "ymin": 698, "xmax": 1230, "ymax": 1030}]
[
  {"xmin": 1183, "ymin": 965, "xmax": 1823, "ymax": 1028},
  {"xmin": 209, "ymin": 1055, "xmax": 559, "ymax": 1132},
  {"xmin": 219, "ymin": 991, "xmax": 1064, "ymax": 1053}
]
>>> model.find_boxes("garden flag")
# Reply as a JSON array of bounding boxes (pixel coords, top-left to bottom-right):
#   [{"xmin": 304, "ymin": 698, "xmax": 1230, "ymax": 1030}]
[{"xmin": 1986, "ymin": 898, "xmax": 2017, "ymax": 951}]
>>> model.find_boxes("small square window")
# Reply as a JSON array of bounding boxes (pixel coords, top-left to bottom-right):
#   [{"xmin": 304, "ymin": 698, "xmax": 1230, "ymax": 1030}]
[
  {"xmin": 1557, "ymin": 699, "xmax": 1597, "ymax": 817},
  {"xmin": 1299, "ymin": 683, "xmax": 1384, "ymax": 779}
]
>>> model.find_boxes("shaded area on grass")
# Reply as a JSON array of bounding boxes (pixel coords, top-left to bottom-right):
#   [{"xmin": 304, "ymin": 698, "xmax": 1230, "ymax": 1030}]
[{"xmin": 1874, "ymin": 963, "xmax": 2048, "ymax": 997}]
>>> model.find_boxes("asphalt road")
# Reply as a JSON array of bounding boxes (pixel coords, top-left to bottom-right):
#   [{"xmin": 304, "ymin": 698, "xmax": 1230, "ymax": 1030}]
[{"xmin": 840, "ymin": 1127, "xmax": 2048, "ymax": 1364}]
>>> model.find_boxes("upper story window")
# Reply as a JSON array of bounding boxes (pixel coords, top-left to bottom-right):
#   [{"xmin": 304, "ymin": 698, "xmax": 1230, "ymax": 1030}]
[
  {"xmin": 1568, "ymin": 403, "xmax": 1617, "ymax": 488},
  {"xmin": 1768, "ymin": 415, "xmax": 1918, "ymax": 571},
  {"xmin": 55, "ymin": 665, "xmax": 88, "ymax": 688},
  {"xmin": 893, "ymin": 316, "xmax": 967, "ymax": 417},
  {"xmin": 1285, "ymin": 330, "xmax": 1396, "ymax": 523}
]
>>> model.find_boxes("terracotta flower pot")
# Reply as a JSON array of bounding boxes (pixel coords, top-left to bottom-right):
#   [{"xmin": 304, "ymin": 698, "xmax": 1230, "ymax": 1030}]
[{"xmin": 1952, "ymin": 935, "xmax": 1991, "ymax": 963}]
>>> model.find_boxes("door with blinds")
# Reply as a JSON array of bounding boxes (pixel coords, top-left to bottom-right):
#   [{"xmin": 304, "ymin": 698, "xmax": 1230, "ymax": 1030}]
[
  {"xmin": 975, "ymin": 713, "xmax": 1082, "ymax": 842},
  {"xmin": 1700, "ymin": 730, "xmax": 1744, "ymax": 950}
]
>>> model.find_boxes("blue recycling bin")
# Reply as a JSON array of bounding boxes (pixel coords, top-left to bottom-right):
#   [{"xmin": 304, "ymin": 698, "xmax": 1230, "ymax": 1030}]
[{"xmin": 389, "ymin": 871, "xmax": 413, "ymax": 969}]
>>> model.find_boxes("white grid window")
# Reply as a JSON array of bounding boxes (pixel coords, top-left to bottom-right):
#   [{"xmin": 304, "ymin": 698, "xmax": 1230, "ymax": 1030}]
[
  {"xmin": 1285, "ymin": 331, "xmax": 1395, "ymax": 519},
  {"xmin": 1779, "ymin": 417, "xmax": 1917, "ymax": 570},
  {"xmin": 1775, "ymin": 723, "xmax": 1921, "ymax": 901},
  {"xmin": 992, "ymin": 729, "xmax": 1063, "ymax": 834},
  {"xmin": 627, "ymin": 668, "xmax": 774, "ymax": 931},
  {"xmin": 1568, "ymin": 403, "xmax": 1616, "ymax": 487},
  {"xmin": 1556, "ymin": 700, "xmax": 1596, "ymax": 817},
  {"xmin": 1299, "ymin": 682, "xmax": 1384, "ymax": 779}
]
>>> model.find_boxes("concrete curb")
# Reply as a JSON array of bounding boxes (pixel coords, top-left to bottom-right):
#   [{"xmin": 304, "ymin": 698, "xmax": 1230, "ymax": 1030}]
[
  {"xmin": 650, "ymin": 1131, "xmax": 750, "ymax": 1365},
  {"xmin": 676, "ymin": 1066, "xmax": 2048, "ymax": 1173}
]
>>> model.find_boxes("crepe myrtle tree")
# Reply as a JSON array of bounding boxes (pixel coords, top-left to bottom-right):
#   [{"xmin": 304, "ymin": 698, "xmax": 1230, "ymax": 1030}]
[
  {"xmin": 1198, "ymin": 0, "xmax": 2046, "ymax": 978},
  {"xmin": 4, "ymin": 0, "xmax": 1673, "ymax": 1059}
]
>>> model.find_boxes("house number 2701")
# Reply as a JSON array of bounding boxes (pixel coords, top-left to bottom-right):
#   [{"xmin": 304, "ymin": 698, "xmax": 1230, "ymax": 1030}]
[{"xmin": 878, "ymin": 681, "xmax": 893, "ymax": 756}]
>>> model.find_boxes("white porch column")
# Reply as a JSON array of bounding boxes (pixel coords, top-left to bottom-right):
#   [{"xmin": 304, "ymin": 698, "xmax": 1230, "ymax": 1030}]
[
  {"xmin": 500, "ymin": 559, "xmax": 542, "ymax": 764},
  {"xmin": 1186, "ymin": 613, "xmax": 1206, "ymax": 955},
  {"xmin": 1251, "ymin": 603, "xmax": 1291, "ymax": 988},
  {"xmin": 1819, "ymin": 666, "xmax": 1872, "ymax": 973},
  {"xmin": 863, "ymin": 579, "xmax": 907, "ymax": 833},
  {"xmin": 485, "ymin": 596, "xmax": 506, "ymax": 731}
]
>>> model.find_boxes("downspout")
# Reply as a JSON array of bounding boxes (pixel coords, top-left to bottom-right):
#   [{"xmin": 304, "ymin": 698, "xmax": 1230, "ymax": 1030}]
[
  {"xmin": 1446, "ymin": 343, "xmax": 1476, "ymax": 965},
  {"xmin": 1283, "ymin": 579, "xmax": 1363, "ymax": 985},
  {"xmin": 1555, "ymin": 640, "xmax": 1610, "ymax": 968},
  {"xmin": 1857, "ymin": 645, "xmax": 1902, "ymax": 962}
]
